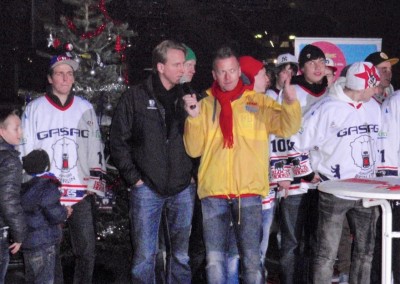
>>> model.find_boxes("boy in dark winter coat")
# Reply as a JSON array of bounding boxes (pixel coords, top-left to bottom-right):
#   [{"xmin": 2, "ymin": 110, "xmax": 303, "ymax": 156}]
[
  {"xmin": 0, "ymin": 106, "xmax": 28, "ymax": 283},
  {"xmin": 21, "ymin": 149, "xmax": 72, "ymax": 284}
]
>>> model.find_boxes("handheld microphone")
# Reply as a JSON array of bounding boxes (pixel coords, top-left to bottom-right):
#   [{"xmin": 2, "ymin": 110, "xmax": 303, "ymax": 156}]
[{"xmin": 181, "ymin": 81, "xmax": 197, "ymax": 110}]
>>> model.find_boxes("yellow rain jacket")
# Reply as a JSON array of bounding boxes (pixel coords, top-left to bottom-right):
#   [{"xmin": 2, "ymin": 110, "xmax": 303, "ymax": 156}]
[{"xmin": 184, "ymin": 88, "xmax": 301, "ymax": 199}]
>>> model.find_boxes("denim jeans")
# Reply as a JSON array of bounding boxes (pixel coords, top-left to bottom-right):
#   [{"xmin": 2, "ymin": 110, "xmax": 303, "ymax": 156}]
[
  {"xmin": 0, "ymin": 229, "xmax": 9, "ymax": 284},
  {"xmin": 313, "ymin": 192, "xmax": 378, "ymax": 284},
  {"xmin": 337, "ymin": 216, "xmax": 352, "ymax": 275},
  {"xmin": 226, "ymin": 221, "xmax": 240, "ymax": 284},
  {"xmin": 68, "ymin": 195, "xmax": 96, "ymax": 284},
  {"xmin": 201, "ymin": 196, "xmax": 263, "ymax": 284},
  {"xmin": 155, "ymin": 208, "xmax": 167, "ymax": 284},
  {"xmin": 279, "ymin": 193, "xmax": 309, "ymax": 284},
  {"xmin": 188, "ymin": 195, "xmax": 207, "ymax": 283},
  {"xmin": 260, "ymin": 203, "xmax": 275, "ymax": 266},
  {"xmin": 24, "ymin": 245, "xmax": 56, "ymax": 284},
  {"xmin": 130, "ymin": 183, "xmax": 195, "ymax": 284}
]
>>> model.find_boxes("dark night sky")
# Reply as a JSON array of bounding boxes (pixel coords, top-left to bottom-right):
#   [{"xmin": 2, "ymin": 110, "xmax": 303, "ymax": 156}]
[{"xmin": 1, "ymin": 0, "xmax": 400, "ymax": 100}]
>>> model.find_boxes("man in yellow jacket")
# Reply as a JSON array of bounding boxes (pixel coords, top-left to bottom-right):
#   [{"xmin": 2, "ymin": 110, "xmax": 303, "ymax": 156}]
[{"xmin": 183, "ymin": 46, "xmax": 301, "ymax": 284}]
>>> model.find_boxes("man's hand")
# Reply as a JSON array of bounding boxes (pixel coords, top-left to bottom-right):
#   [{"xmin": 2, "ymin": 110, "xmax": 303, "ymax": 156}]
[
  {"xmin": 9, "ymin": 242, "xmax": 21, "ymax": 254},
  {"xmin": 282, "ymin": 79, "xmax": 297, "ymax": 104},
  {"xmin": 135, "ymin": 179, "xmax": 144, "ymax": 187},
  {"xmin": 65, "ymin": 206, "xmax": 73, "ymax": 218},
  {"xmin": 278, "ymin": 180, "xmax": 291, "ymax": 199},
  {"xmin": 311, "ymin": 173, "xmax": 321, "ymax": 184},
  {"xmin": 183, "ymin": 94, "xmax": 200, "ymax": 117}
]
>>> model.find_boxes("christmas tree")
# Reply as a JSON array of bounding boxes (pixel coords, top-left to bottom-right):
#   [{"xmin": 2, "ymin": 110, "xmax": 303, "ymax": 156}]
[{"xmin": 44, "ymin": 0, "xmax": 136, "ymax": 121}]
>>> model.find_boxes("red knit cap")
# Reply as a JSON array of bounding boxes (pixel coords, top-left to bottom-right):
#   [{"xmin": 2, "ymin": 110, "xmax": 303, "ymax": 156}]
[{"xmin": 239, "ymin": 56, "xmax": 264, "ymax": 89}]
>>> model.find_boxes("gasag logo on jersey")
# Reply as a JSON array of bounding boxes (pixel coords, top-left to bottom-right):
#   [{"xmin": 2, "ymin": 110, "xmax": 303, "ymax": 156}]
[
  {"xmin": 52, "ymin": 137, "xmax": 79, "ymax": 184},
  {"xmin": 337, "ymin": 124, "xmax": 379, "ymax": 137},
  {"xmin": 37, "ymin": 127, "xmax": 89, "ymax": 140}
]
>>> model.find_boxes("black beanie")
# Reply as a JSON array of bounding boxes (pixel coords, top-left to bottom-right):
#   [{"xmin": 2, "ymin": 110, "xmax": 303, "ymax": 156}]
[
  {"xmin": 22, "ymin": 149, "xmax": 50, "ymax": 175},
  {"xmin": 298, "ymin": 44, "xmax": 326, "ymax": 68}
]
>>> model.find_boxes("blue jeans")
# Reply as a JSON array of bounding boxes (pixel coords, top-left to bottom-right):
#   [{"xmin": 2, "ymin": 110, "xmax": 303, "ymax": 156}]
[
  {"xmin": 279, "ymin": 194, "xmax": 309, "ymax": 284},
  {"xmin": 130, "ymin": 183, "xmax": 195, "ymax": 284},
  {"xmin": 24, "ymin": 245, "xmax": 56, "ymax": 284},
  {"xmin": 313, "ymin": 192, "xmax": 378, "ymax": 284},
  {"xmin": 202, "ymin": 196, "xmax": 263, "ymax": 284},
  {"xmin": 260, "ymin": 203, "xmax": 275, "ymax": 266},
  {"xmin": 225, "ymin": 220, "xmax": 240, "ymax": 284},
  {"xmin": 0, "ymin": 229, "xmax": 9, "ymax": 284},
  {"xmin": 69, "ymin": 195, "xmax": 96, "ymax": 284}
]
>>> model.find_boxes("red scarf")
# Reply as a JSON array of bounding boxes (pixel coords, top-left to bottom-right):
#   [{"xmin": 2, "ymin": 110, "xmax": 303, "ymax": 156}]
[{"xmin": 211, "ymin": 79, "xmax": 246, "ymax": 148}]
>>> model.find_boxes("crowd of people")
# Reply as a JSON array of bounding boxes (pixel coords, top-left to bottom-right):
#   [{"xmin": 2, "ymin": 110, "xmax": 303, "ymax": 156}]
[{"xmin": 0, "ymin": 38, "xmax": 400, "ymax": 284}]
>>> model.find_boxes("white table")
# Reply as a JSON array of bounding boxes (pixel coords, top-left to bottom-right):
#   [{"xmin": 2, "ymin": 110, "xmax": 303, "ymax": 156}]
[{"xmin": 319, "ymin": 177, "xmax": 400, "ymax": 284}]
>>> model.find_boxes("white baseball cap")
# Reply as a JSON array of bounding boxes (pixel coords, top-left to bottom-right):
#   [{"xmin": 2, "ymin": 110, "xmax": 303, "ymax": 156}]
[
  {"xmin": 325, "ymin": 58, "xmax": 337, "ymax": 72},
  {"xmin": 345, "ymin": 62, "xmax": 380, "ymax": 91},
  {"xmin": 276, "ymin": 53, "xmax": 298, "ymax": 67}
]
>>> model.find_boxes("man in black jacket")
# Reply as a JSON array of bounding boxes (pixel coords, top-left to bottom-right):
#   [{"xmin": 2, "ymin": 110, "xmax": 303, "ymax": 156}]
[{"xmin": 110, "ymin": 40, "xmax": 195, "ymax": 284}]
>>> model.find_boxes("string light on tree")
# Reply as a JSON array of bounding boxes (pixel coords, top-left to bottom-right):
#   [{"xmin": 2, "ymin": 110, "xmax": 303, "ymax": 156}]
[{"xmin": 117, "ymin": 66, "xmax": 124, "ymax": 83}]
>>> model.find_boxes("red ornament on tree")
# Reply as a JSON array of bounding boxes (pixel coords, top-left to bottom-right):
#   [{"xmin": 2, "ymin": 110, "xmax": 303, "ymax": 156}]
[
  {"xmin": 53, "ymin": 38, "xmax": 61, "ymax": 48},
  {"xmin": 66, "ymin": 17, "xmax": 77, "ymax": 32},
  {"xmin": 65, "ymin": 43, "xmax": 73, "ymax": 51},
  {"xmin": 115, "ymin": 35, "xmax": 122, "ymax": 53}
]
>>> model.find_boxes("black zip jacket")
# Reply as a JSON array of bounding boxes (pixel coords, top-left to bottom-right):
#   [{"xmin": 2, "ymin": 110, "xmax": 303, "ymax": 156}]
[
  {"xmin": 110, "ymin": 74, "xmax": 193, "ymax": 196},
  {"xmin": 0, "ymin": 139, "xmax": 27, "ymax": 243}
]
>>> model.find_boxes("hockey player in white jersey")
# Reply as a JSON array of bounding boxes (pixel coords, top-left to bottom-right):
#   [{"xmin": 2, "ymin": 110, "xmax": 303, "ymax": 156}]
[
  {"xmin": 377, "ymin": 88, "xmax": 400, "ymax": 284},
  {"xmin": 20, "ymin": 53, "xmax": 106, "ymax": 284},
  {"xmin": 276, "ymin": 45, "xmax": 328, "ymax": 284},
  {"xmin": 292, "ymin": 62, "xmax": 381, "ymax": 284}
]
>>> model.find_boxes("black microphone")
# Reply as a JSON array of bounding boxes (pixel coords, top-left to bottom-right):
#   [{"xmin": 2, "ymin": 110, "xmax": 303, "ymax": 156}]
[{"xmin": 181, "ymin": 82, "xmax": 197, "ymax": 110}]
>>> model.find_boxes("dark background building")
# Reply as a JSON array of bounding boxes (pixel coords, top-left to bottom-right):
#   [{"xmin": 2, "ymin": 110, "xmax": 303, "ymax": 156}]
[{"xmin": 1, "ymin": 0, "xmax": 400, "ymax": 101}]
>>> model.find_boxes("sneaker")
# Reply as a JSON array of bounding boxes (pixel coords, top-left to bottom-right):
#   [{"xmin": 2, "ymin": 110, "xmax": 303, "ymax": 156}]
[{"xmin": 339, "ymin": 273, "xmax": 349, "ymax": 284}]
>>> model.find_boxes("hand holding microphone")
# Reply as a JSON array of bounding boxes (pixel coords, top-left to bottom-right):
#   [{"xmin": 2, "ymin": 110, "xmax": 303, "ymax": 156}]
[
  {"xmin": 180, "ymin": 77, "xmax": 200, "ymax": 117},
  {"xmin": 181, "ymin": 82, "xmax": 197, "ymax": 110}
]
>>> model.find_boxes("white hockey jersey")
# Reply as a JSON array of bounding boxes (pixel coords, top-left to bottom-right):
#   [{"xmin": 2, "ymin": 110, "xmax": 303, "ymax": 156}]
[
  {"xmin": 379, "ymin": 91, "xmax": 400, "ymax": 176},
  {"xmin": 268, "ymin": 84, "xmax": 328, "ymax": 198},
  {"xmin": 20, "ymin": 95, "xmax": 106, "ymax": 206},
  {"xmin": 291, "ymin": 81, "xmax": 381, "ymax": 192}
]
